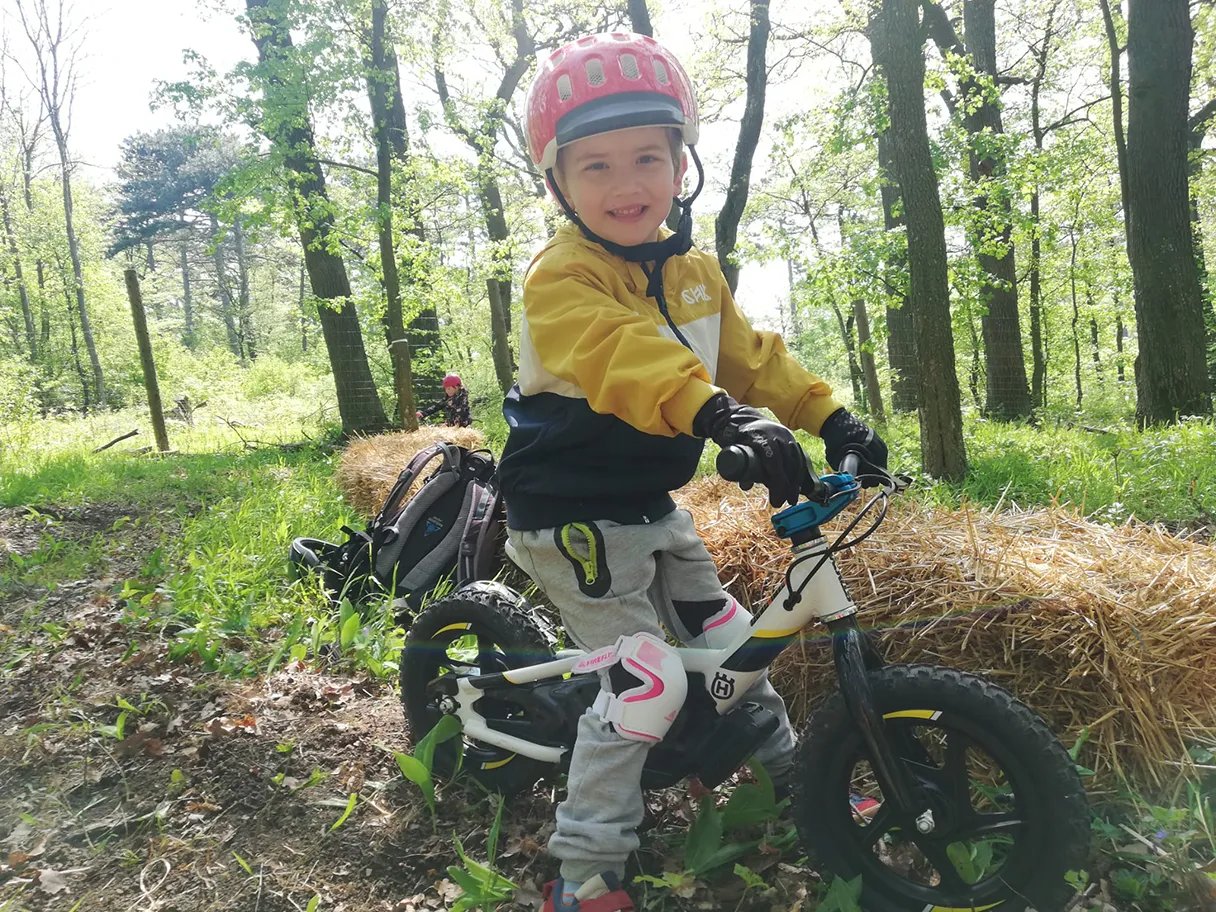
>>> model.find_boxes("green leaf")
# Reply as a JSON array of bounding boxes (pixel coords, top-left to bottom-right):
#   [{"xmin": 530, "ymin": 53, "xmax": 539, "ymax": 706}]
[
  {"xmin": 415, "ymin": 713, "xmax": 462, "ymax": 775},
  {"xmin": 722, "ymin": 782, "xmax": 778, "ymax": 832},
  {"xmin": 115, "ymin": 711, "xmax": 129, "ymax": 741},
  {"xmin": 395, "ymin": 753, "xmax": 435, "ymax": 811},
  {"xmin": 232, "ymin": 851, "xmax": 254, "ymax": 876},
  {"xmin": 734, "ymin": 863, "xmax": 766, "ymax": 891},
  {"xmin": 684, "ymin": 795, "xmax": 724, "ymax": 875},
  {"xmin": 447, "ymin": 865, "xmax": 486, "ymax": 895},
  {"xmin": 818, "ymin": 874, "xmax": 864, "ymax": 912},
  {"xmin": 340, "ymin": 612, "xmax": 360, "ymax": 651},
  {"xmin": 305, "ymin": 895, "xmax": 320, "ymax": 912},
  {"xmin": 116, "ymin": 697, "xmax": 138, "ymax": 712},
  {"xmin": 328, "ymin": 793, "xmax": 358, "ymax": 832}
]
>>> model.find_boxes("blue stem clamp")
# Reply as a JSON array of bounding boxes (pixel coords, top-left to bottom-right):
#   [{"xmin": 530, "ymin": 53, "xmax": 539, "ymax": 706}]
[{"xmin": 771, "ymin": 473, "xmax": 861, "ymax": 539}]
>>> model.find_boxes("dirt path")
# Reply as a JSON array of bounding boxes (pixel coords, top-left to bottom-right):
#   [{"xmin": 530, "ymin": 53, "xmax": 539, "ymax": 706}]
[{"xmin": 0, "ymin": 506, "xmax": 814, "ymax": 912}]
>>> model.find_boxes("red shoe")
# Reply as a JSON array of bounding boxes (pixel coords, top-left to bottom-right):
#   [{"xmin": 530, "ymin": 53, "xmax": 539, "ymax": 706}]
[{"xmin": 541, "ymin": 873, "xmax": 635, "ymax": 912}]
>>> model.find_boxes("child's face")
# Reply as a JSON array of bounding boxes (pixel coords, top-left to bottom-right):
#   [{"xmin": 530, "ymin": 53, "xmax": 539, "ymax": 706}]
[
  {"xmin": 445, "ymin": 385, "xmax": 458, "ymax": 397},
  {"xmin": 557, "ymin": 126, "xmax": 686, "ymax": 247}
]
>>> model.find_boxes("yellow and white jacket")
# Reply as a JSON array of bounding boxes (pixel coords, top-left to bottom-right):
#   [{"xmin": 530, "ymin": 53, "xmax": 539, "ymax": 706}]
[{"xmin": 499, "ymin": 223, "xmax": 840, "ymax": 530}]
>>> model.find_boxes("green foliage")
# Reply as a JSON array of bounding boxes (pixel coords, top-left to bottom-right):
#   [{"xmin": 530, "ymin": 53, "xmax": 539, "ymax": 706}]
[
  {"xmin": 395, "ymin": 714, "xmax": 463, "ymax": 819},
  {"xmin": 447, "ymin": 797, "xmax": 515, "ymax": 912}
]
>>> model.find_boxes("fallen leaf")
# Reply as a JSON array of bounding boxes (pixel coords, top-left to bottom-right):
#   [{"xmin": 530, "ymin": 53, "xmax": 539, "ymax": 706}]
[
  {"xmin": 435, "ymin": 879, "xmax": 462, "ymax": 902},
  {"xmin": 37, "ymin": 867, "xmax": 69, "ymax": 895},
  {"xmin": 3, "ymin": 821, "xmax": 32, "ymax": 847},
  {"xmin": 185, "ymin": 801, "xmax": 222, "ymax": 814}
]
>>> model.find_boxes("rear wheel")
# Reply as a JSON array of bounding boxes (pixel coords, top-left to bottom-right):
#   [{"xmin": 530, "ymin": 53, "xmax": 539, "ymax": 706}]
[
  {"xmin": 792, "ymin": 665, "xmax": 1090, "ymax": 912},
  {"xmin": 400, "ymin": 582, "xmax": 555, "ymax": 795}
]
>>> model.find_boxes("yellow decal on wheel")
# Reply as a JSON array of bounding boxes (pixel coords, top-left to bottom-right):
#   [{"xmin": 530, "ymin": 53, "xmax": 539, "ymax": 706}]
[
  {"xmin": 923, "ymin": 903, "xmax": 1002, "ymax": 912},
  {"xmin": 481, "ymin": 754, "xmax": 516, "ymax": 770},
  {"xmin": 435, "ymin": 623, "xmax": 472, "ymax": 635},
  {"xmin": 883, "ymin": 709, "xmax": 943, "ymax": 721}
]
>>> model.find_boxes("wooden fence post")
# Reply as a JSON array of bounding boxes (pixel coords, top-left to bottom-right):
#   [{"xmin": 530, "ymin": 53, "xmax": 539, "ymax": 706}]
[{"xmin": 124, "ymin": 268, "xmax": 170, "ymax": 453}]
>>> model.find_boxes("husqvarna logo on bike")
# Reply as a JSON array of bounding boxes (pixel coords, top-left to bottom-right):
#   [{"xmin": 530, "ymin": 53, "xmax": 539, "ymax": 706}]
[
  {"xmin": 681, "ymin": 284, "xmax": 710, "ymax": 305},
  {"xmin": 710, "ymin": 672, "xmax": 736, "ymax": 700}
]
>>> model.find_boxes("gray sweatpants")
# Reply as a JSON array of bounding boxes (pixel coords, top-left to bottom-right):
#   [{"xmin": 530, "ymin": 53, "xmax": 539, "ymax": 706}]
[{"xmin": 506, "ymin": 509, "xmax": 796, "ymax": 884}]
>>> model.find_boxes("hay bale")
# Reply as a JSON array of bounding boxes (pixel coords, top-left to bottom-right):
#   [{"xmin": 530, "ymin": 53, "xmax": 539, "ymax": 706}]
[
  {"xmin": 336, "ymin": 427, "xmax": 485, "ymax": 517},
  {"xmin": 335, "ymin": 439, "xmax": 1216, "ymax": 788},
  {"xmin": 679, "ymin": 478, "xmax": 1216, "ymax": 789}
]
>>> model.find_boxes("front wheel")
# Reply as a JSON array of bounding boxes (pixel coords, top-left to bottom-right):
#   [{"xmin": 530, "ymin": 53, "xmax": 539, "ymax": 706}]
[
  {"xmin": 400, "ymin": 582, "xmax": 556, "ymax": 796},
  {"xmin": 792, "ymin": 665, "xmax": 1090, "ymax": 912}
]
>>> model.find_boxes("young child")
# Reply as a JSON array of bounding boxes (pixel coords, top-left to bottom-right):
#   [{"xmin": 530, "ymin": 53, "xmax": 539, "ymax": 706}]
[
  {"xmin": 417, "ymin": 373, "xmax": 472, "ymax": 428},
  {"xmin": 498, "ymin": 33, "xmax": 888, "ymax": 912}
]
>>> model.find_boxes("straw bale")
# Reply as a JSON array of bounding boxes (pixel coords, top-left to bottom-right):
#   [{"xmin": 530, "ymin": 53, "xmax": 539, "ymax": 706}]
[
  {"xmin": 679, "ymin": 478, "xmax": 1216, "ymax": 789},
  {"xmin": 336, "ymin": 426, "xmax": 485, "ymax": 517},
  {"xmin": 334, "ymin": 441, "xmax": 1216, "ymax": 789}
]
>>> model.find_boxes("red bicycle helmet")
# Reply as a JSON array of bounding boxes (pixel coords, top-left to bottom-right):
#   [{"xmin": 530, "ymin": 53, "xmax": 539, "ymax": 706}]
[
  {"xmin": 442, "ymin": 373, "xmax": 462, "ymax": 389},
  {"xmin": 525, "ymin": 32, "xmax": 699, "ymax": 171}
]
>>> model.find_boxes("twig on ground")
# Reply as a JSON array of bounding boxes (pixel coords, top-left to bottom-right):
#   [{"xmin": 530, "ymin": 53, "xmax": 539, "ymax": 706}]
[{"xmin": 93, "ymin": 429, "xmax": 140, "ymax": 453}]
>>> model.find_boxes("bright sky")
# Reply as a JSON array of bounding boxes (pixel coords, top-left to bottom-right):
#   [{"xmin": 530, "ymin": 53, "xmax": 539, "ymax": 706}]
[{"xmin": 3, "ymin": 0, "xmax": 833, "ymax": 330}]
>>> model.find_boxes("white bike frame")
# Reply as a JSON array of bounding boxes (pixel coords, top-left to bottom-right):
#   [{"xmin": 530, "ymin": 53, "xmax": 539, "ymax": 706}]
[{"xmin": 451, "ymin": 534, "xmax": 858, "ymax": 764}]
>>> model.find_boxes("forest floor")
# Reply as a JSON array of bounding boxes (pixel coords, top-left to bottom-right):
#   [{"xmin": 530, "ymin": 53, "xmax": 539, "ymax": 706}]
[{"xmin": 2, "ymin": 407, "xmax": 1216, "ymax": 911}]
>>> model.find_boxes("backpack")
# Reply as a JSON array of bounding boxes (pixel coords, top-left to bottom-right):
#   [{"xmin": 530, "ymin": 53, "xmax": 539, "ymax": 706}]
[{"xmin": 289, "ymin": 443, "xmax": 503, "ymax": 614}]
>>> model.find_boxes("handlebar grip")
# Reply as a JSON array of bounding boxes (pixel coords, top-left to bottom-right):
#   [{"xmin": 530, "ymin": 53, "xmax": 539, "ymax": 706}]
[
  {"xmin": 840, "ymin": 452, "xmax": 863, "ymax": 478},
  {"xmin": 716, "ymin": 445, "xmax": 759, "ymax": 487}
]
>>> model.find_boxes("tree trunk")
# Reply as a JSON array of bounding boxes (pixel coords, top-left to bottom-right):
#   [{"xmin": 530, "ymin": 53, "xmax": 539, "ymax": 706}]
[
  {"xmin": 1029, "ymin": 162, "xmax": 1046, "ymax": 409},
  {"xmin": 831, "ymin": 301, "xmax": 864, "ymax": 406},
  {"xmin": 876, "ymin": 128, "xmax": 918, "ymax": 413},
  {"xmin": 871, "ymin": 0, "xmax": 966, "ymax": 479},
  {"xmin": 1090, "ymin": 314, "xmax": 1102, "ymax": 379},
  {"xmin": 927, "ymin": 0, "xmax": 1031, "ymax": 420},
  {"xmin": 854, "ymin": 297, "xmax": 886, "ymax": 423},
  {"xmin": 233, "ymin": 217, "xmax": 256, "ymax": 360},
  {"xmin": 1070, "ymin": 229, "xmax": 1082, "ymax": 408},
  {"xmin": 1116, "ymin": 312, "xmax": 1126, "ymax": 381},
  {"xmin": 246, "ymin": 0, "xmax": 389, "ymax": 434},
  {"xmin": 209, "ymin": 213, "xmax": 244, "ymax": 360},
  {"xmin": 714, "ymin": 0, "xmax": 770, "ymax": 293},
  {"xmin": 1190, "ymin": 127, "xmax": 1216, "ymax": 397},
  {"xmin": 1125, "ymin": 0, "xmax": 1211, "ymax": 422},
  {"xmin": 1099, "ymin": 0, "xmax": 1132, "ymax": 223},
  {"xmin": 383, "ymin": 30, "xmax": 442, "ymax": 407},
  {"xmin": 54, "ymin": 132, "xmax": 104, "ymax": 407},
  {"xmin": 0, "ymin": 189, "xmax": 37, "ymax": 362},
  {"xmin": 124, "ymin": 269, "xmax": 170, "ymax": 452},
  {"xmin": 785, "ymin": 258, "xmax": 802, "ymax": 337},
  {"xmin": 65, "ymin": 285, "xmax": 89, "ymax": 414},
  {"xmin": 627, "ymin": 0, "xmax": 653, "ymax": 35},
  {"xmin": 369, "ymin": 0, "xmax": 417, "ymax": 430},
  {"xmin": 180, "ymin": 239, "xmax": 196, "ymax": 349},
  {"xmin": 480, "ymin": 176, "xmax": 517, "ymax": 394},
  {"xmin": 299, "ymin": 259, "xmax": 308, "ymax": 353}
]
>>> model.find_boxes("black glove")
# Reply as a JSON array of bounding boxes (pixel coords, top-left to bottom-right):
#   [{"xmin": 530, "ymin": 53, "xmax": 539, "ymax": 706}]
[
  {"xmin": 820, "ymin": 408, "xmax": 888, "ymax": 481},
  {"xmin": 694, "ymin": 393, "xmax": 808, "ymax": 508}
]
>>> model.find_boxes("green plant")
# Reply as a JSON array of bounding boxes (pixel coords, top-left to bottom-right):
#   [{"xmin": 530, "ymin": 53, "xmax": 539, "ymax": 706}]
[
  {"xmin": 395, "ymin": 714, "xmax": 464, "ymax": 819},
  {"xmin": 446, "ymin": 797, "xmax": 516, "ymax": 912}
]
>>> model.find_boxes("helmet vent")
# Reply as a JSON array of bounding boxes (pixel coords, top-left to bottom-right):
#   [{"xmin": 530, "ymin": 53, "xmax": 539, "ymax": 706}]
[
  {"xmin": 619, "ymin": 53, "xmax": 640, "ymax": 79},
  {"xmin": 653, "ymin": 59, "xmax": 670, "ymax": 85},
  {"xmin": 585, "ymin": 57, "xmax": 606, "ymax": 86},
  {"xmin": 556, "ymin": 74, "xmax": 574, "ymax": 101}
]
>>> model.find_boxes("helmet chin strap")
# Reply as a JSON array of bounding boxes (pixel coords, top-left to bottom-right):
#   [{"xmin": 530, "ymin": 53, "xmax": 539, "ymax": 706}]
[{"xmin": 546, "ymin": 146, "xmax": 706, "ymax": 302}]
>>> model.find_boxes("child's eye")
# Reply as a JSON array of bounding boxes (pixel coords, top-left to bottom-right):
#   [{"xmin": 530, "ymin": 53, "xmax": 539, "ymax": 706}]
[
  {"xmin": 584, "ymin": 161, "xmax": 608, "ymax": 172},
  {"xmin": 638, "ymin": 154, "xmax": 659, "ymax": 164}
]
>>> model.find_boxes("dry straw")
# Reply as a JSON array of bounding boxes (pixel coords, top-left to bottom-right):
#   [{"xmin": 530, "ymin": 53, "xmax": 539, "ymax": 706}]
[
  {"xmin": 336, "ymin": 426, "xmax": 485, "ymax": 517},
  {"xmin": 339, "ymin": 431, "xmax": 1216, "ymax": 789}
]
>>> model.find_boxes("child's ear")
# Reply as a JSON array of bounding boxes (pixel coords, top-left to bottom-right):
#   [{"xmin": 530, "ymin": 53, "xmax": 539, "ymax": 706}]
[{"xmin": 673, "ymin": 152, "xmax": 688, "ymax": 196}]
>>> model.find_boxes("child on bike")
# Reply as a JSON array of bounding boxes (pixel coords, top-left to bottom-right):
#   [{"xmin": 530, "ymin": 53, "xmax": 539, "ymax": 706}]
[
  {"xmin": 416, "ymin": 373, "xmax": 472, "ymax": 428},
  {"xmin": 498, "ymin": 32, "xmax": 888, "ymax": 912}
]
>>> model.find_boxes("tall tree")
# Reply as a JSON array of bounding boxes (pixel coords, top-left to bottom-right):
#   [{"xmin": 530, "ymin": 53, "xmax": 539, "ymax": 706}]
[
  {"xmin": 876, "ymin": 127, "xmax": 917, "ymax": 412},
  {"xmin": 923, "ymin": 0, "xmax": 1032, "ymax": 420},
  {"xmin": 14, "ymin": 0, "xmax": 104, "ymax": 407},
  {"xmin": 871, "ymin": 0, "xmax": 966, "ymax": 478},
  {"xmin": 715, "ymin": 0, "xmax": 771, "ymax": 294},
  {"xmin": 366, "ymin": 0, "xmax": 417, "ymax": 428},
  {"xmin": 435, "ymin": 0, "xmax": 532, "ymax": 396},
  {"xmin": 1124, "ymin": 0, "xmax": 1210, "ymax": 422},
  {"xmin": 245, "ymin": 0, "xmax": 389, "ymax": 434}
]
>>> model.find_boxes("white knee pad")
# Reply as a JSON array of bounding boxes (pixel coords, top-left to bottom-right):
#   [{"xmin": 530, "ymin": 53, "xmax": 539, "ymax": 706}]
[
  {"xmin": 690, "ymin": 597, "xmax": 753, "ymax": 650},
  {"xmin": 587, "ymin": 632, "xmax": 687, "ymax": 743}
]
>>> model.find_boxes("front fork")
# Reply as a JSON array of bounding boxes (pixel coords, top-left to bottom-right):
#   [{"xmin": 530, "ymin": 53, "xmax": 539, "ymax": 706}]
[{"xmin": 827, "ymin": 615, "xmax": 927, "ymax": 825}]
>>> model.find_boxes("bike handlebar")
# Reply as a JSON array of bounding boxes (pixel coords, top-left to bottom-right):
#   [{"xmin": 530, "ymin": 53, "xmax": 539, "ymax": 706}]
[
  {"xmin": 715, "ymin": 445, "xmax": 827, "ymax": 501},
  {"xmin": 716, "ymin": 445, "xmax": 904, "ymax": 502}
]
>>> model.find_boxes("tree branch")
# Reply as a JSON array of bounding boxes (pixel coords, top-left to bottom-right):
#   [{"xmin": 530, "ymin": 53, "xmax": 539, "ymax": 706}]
[{"xmin": 1189, "ymin": 97, "xmax": 1216, "ymax": 139}]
